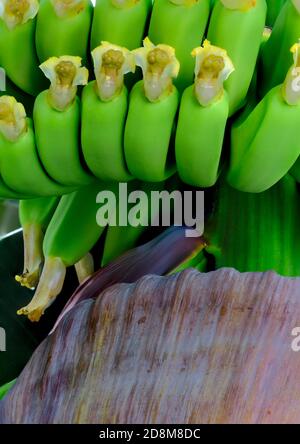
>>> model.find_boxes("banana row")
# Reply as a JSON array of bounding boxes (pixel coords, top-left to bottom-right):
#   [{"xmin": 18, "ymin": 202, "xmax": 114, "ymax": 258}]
[{"xmin": 1, "ymin": 0, "xmax": 300, "ymax": 194}]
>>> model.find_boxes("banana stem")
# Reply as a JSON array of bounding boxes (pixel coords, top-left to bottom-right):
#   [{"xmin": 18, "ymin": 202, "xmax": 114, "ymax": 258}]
[
  {"xmin": 75, "ymin": 252, "xmax": 94, "ymax": 284},
  {"xmin": 17, "ymin": 256, "xmax": 66, "ymax": 322},
  {"xmin": 15, "ymin": 223, "xmax": 44, "ymax": 289}
]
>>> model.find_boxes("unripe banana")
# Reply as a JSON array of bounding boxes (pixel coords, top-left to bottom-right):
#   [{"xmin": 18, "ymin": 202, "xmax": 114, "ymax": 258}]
[
  {"xmin": 148, "ymin": 0, "xmax": 211, "ymax": 92},
  {"xmin": 101, "ymin": 180, "xmax": 165, "ymax": 266},
  {"xmin": 34, "ymin": 56, "xmax": 93, "ymax": 187},
  {"xmin": 260, "ymin": 0, "xmax": 300, "ymax": 97},
  {"xmin": 36, "ymin": 0, "xmax": 93, "ymax": 63},
  {"xmin": 207, "ymin": 0, "xmax": 267, "ymax": 116},
  {"xmin": 175, "ymin": 41, "xmax": 234, "ymax": 188},
  {"xmin": 228, "ymin": 43, "xmax": 300, "ymax": 193},
  {"xmin": 91, "ymin": 0, "xmax": 152, "ymax": 51},
  {"xmin": 82, "ymin": 42, "xmax": 134, "ymax": 182},
  {"xmin": 0, "ymin": 96, "xmax": 74, "ymax": 196},
  {"xmin": 17, "ymin": 182, "xmax": 117, "ymax": 321},
  {"xmin": 124, "ymin": 38, "xmax": 180, "ymax": 182},
  {"xmin": 15, "ymin": 196, "xmax": 59, "ymax": 289},
  {"xmin": 0, "ymin": 0, "xmax": 47, "ymax": 95}
]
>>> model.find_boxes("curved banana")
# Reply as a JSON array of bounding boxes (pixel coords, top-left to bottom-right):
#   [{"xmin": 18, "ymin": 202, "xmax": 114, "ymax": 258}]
[
  {"xmin": 260, "ymin": 0, "xmax": 300, "ymax": 97},
  {"xmin": 0, "ymin": 0, "xmax": 47, "ymax": 95},
  {"xmin": 82, "ymin": 42, "xmax": 134, "ymax": 182},
  {"xmin": 227, "ymin": 43, "xmax": 300, "ymax": 193},
  {"xmin": 17, "ymin": 182, "xmax": 116, "ymax": 321},
  {"xmin": 0, "ymin": 96, "xmax": 73, "ymax": 196},
  {"xmin": 33, "ymin": 56, "xmax": 93, "ymax": 187},
  {"xmin": 36, "ymin": 0, "xmax": 93, "ymax": 63},
  {"xmin": 175, "ymin": 40, "xmax": 234, "ymax": 188},
  {"xmin": 207, "ymin": 0, "xmax": 267, "ymax": 116},
  {"xmin": 124, "ymin": 37, "xmax": 180, "ymax": 182},
  {"xmin": 15, "ymin": 196, "xmax": 59, "ymax": 289},
  {"xmin": 148, "ymin": 0, "xmax": 211, "ymax": 92},
  {"xmin": 91, "ymin": 0, "xmax": 152, "ymax": 51}
]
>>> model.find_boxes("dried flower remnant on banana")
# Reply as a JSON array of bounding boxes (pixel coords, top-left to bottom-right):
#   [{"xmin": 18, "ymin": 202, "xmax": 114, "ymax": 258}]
[
  {"xmin": 133, "ymin": 37, "xmax": 180, "ymax": 102},
  {"xmin": 51, "ymin": 0, "xmax": 86, "ymax": 17},
  {"xmin": 221, "ymin": 0, "xmax": 256, "ymax": 11},
  {"xmin": 92, "ymin": 42, "xmax": 135, "ymax": 101},
  {"xmin": 110, "ymin": 0, "xmax": 141, "ymax": 8},
  {"xmin": 0, "ymin": 96, "xmax": 27, "ymax": 141},
  {"xmin": 40, "ymin": 56, "xmax": 88, "ymax": 111},
  {"xmin": 283, "ymin": 43, "xmax": 300, "ymax": 105},
  {"xmin": 192, "ymin": 40, "xmax": 234, "ymax": 107},
  {"xmin": 0, "ymin": 0, "xmax": 39, "ymax": 29}
]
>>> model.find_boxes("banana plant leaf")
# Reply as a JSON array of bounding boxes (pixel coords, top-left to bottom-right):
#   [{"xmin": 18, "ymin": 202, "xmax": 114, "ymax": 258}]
[{"xmin": 0, "ymin": 230, "xmax": 77, "ymax": 386}]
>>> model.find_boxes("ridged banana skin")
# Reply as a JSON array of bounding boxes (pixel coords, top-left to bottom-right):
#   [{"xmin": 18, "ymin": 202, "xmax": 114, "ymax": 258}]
[
  {"xmin": 124, "ymin": 81, "xmax": 179, "ymax": 182},
  {"xmin": 175, "ymin": 86, "xmax": 229, "ymax": 188},
  {"xmin": 35, "ymin": 0, "xmax": 93, "ymax": 63},
  {"xmin": 228, "ymin": 85, "xmax": 300, "ymax": 193},
  {"xmin": 207, "ymin": 0, "xmax": 267, "ymax": 116},
  {"xmin": 206, "ymin": 175, "xmax": 300, "ymax": 276},
  {"xmin": 0, "ymin": 119, "xmax": 74, "ymax": 197},
  {"xmin": 0, "ymin": 19, "xmax": 47, "ymax": 96},
  {"xmin": 260, "ymin": 0, "xmax": 300, "ymax": 97},
  {"xmin": 91, "ymin": 0, "xmax": 152, "ymax": 50},
  {"xmin": 101, "ymin": 180, "xmax": 164, "ymax": 266},
  {"xmin": 43, "ymin": 182, "xmax": 112, "ymax": 267},
  {"xmin": 148, "ymin": 0, "xmax": 211, "ymax": 93},
  {"xmin": 81, "ymin": 81, "xmax": 131, "ymax": 182},
  {"xmin": 34, "ymin": 91, "xmax": 93, "ymax": 187}
]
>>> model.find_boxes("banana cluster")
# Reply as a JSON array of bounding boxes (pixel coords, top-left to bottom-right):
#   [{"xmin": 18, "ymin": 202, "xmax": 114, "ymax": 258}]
[{"xmin": 1, "ymin": 0, "xmax": 300, "ymax": 321}]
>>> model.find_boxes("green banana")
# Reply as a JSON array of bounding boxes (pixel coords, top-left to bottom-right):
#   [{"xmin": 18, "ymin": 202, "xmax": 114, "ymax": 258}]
[
  {"xmin": 289, "ymin": 156, "xmax": 300, "ymax": 182},
  {"xmin": 227, "ymin": 43, "xmax": 300, "ymax": 193},
  {"xmin": 206, "ymin": 174, "xmax": 300, "ymax": 276},
  {"xmin": 91, "ymin": 0, "xmax": 152, "ymax": 51},
  {"xmin": 0, "ymin": 0, "xmax": 47, "ymax": 95},
  {"xmin": 124, "ymin": 38, "xmax": 180, "ymax": 182},
  {"xmin": 35, "ymin": 0, "xmax": 93, "ymax": 63},
  {"xmin": 82, "ymin": 42, "xmax": 134, "ymax": 182},
  {"xmin": 175, "ymin": 40, "xmax": 234, "ymax": 188},
  {"xmin": 0, "ymin": 96, "xmax": 74, "ymax": 197},
  {"xmin": 148, "ymin": 0, "xmax": 211, "ymax": 92},
  {"xmin": 207, "ymin": 0, "xmax": 267, "ymax": 116},
  {"xmin": 17, "ymin": 182, "xmax": 116, "ymax": 321},
  {"xmin": 260, "ymin": 0, "xmax": 300, "ymax": 97},
  {"xmin": 266, "ymin": 0, "xmax": 287, "ymax": 26},
  {"xmin": 15, "ymin": 196, "xmax": 59, "ymax": 289},
  {"xmin": 101, "ymin": 180, "xmax": 165, "ymax": 266},
  {"xmin": 33, "ymin": 56, "xmax": 93, "ymax": 187}
]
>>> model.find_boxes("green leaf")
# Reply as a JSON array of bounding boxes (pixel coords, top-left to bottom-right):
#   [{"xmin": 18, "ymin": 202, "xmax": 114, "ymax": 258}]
[{"xmin": 0, "ymin": 229, "xmax": 77, "ymax": 385}]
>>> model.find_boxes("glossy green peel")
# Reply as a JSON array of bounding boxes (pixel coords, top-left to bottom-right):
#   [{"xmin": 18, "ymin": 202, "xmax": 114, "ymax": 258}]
[
  {"xmin": 36, "ymin": 0, "xmax": 93, "ymax": 63},
  {"xmin": 207, "ymin": 0, "xmax": 267, "ymax": 115}
]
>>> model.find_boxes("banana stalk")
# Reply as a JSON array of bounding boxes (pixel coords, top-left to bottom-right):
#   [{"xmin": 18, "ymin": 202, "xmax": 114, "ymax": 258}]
[
  {"xmin": 207, "ymin": 0, "xmax": 267, "ymax": 116},
  {"xmin": 0, "ymin": 96, "xmax": 73, "ymax": 196},
  {"xmin": 33, "ymin": 56, "xmax": 93, "ymax": 187},
  {"xmin": 17, "ymin": 182, "xmax": 117, "ymax": 321},
  {"xmin": 15, "ymin": 196, "xmax": 59, "ymax": 289},
  {"xmin": 148, "ymin": 0, "xmax": 211, "ymax": 93},
  {"xmin": 124, "ymin": 37, "xmax": 180, "ymax": 182},
  {"xmin": 82, "ymin": 42, "xmax": 134, "ymax": 182},
  {"xmin": 0, "ymin": 0, "xmax": 47, "ymax": 95},
  {"xmin": 260, "ymin": 0, "xmax": 300, "ymax": 97},
  {"xmin": 91, "ymin": 0, "xmax": 152, "ymax": 51},
  {"xmin": 175, "ymin": 40, "xmax": 234, "ymax": 187},
  {"xmin": 228, "ymin": 44, "xmax": 300, "ymax": 193},
  {"xmin": 206, "ymin": 175, "xmax": 300, "ymax": 276},
  {"xmin": 36, "ymin": 0, "xmax": 93, "ymax": 63}
]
